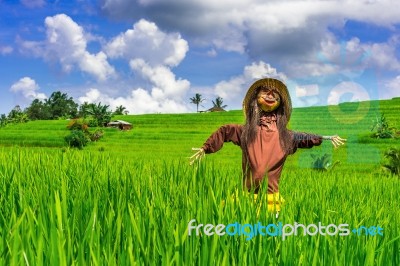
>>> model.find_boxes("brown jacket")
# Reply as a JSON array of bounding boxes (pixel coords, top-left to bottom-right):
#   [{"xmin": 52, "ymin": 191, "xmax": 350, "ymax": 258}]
[{"xmin": 202, "ymin": 118, "xmax": 322, "ymax": 194}]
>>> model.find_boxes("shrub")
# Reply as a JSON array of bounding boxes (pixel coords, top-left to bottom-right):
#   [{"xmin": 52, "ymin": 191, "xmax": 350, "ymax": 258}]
[
  {"xmin": 311, "ymin": 153, "xmax": 340, "ymax": 171},
  {"xmin": 382, "ymin": 148, "xmax": 400, "ymax": 176},
  {"xmin": 371, "ymin": 113, "xmax": 394, "ymax": 139},
  {"xmin": 89, "ymin": 129, "xmax": 104, "ymax": 142},
  {"xmin": 67, "ymin": 119, "xmax": 89, "ymax": 132},
  {"xmin": 64, "ymin": 130, "xmax": 89, "ymax": 149},
  {"xmin": 87, "ymin": 119, "xmax": 99, "ymax": 127}
]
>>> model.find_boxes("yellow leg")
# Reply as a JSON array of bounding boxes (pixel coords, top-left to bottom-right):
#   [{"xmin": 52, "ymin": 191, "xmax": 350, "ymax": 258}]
[
  {"xmin": 221, "ymin": 190, "xmax": 285, "ymax": 214},
  {"xmin": 258, "ymin": 192, "xmax": 285, "ymax": 209},
  {"xmin": 254, "ymin": 192, "xmax": 285, "ymax": 215}
]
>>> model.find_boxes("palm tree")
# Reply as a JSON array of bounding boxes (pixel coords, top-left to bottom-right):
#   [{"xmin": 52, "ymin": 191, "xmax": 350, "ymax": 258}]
[
  {"xmin": 114, "ymin": 105, "xmax": 127, "ymax": 115},
  {"xmin": 0, "ymin": 114, "xmax": 8, "ymax": 127},
  {"xmin": 7, "ymin": 105, "xmax": 29, "ymax": 123},
  {"xmin": 212, "ymin": 97, "xmax": 227, "ymax": 109},
  {"xmin": 190, "ymin": 93, "xmax": 205, "ymax": 113},
  {"xmin": 45, "ymin": 91, "xmax": 78, "ymax": 119},
  {"xmin": 0, "ymin": 114, "xmax": 7, "ymax": 127},
  {"xmin": 87, "ymin": 102, "xmax": 112, "ymax": 126},
  {"xmin": 78, "ymin": 102, "xmax": 91, "ymax": 118}
]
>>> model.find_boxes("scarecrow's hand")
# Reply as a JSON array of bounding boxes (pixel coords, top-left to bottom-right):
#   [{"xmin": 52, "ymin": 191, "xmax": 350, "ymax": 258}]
[
  {"xmin": 190, "ymin": 148, "xmax": 205, "ymax": 165},
  {"xmin": 322, "ymin": 135, "xmax": 347, "ymax": 148}
]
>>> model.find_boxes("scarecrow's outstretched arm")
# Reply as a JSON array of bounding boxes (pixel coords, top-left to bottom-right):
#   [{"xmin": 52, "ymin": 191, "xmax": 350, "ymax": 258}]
[
  {"xmin": 189, "ymin": 124, "xmax": 243, "ymax": 165},
  {"xmin": 322, "ymin": 135, "xmax": 347, "ymax": 148}
]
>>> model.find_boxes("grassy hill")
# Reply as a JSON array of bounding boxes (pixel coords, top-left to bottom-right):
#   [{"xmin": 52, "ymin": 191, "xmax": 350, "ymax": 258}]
[{"xmin": 0, "ymin": 98, "xmax": 398, "ymax": 170}]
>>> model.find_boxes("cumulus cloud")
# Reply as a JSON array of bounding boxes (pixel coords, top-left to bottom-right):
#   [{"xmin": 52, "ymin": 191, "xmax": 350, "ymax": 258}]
[
  {"xmin": 214, "ymin": 61, "xmax": 287, "ymax": 101},
  {"xmin": 321, "ymin": 35, "xmax": 400, "ymax": 71},
  {"xmin": 368, "ymin": 37, "xmax": 400, "ymax": 71},
  {"xmin": 82, "ymin": 19, "xmax": 191, "ymax": 114},
  {"xmin": 77, "ymin": 59, "xmax": 193, "ymax": 114},
  {"xmin": 130, "ymin": 59, "xmax": 190, "ymax": 98},
  {"xmin": 78, "ymin": 87, "xmax": 189, "ymax": 114},
  {"xmin": 18, "ymin": 16, "xmax": 191, "ymax": 114},
  {"xmin": 285, "ymin": 33, "xmax": 400, "ymax": 80},
  {"xmin": 105, "ymin": 19, "xmax": 188, "ymax": 67},
  {"xmin": 77, "ymin": 58, "xmax": 192, "ymax": 114},
  {"xmin": 10, "ymin": 77, "xmax": 47, "ymax": 102},
  {"xmin": 20, "ymin": 14, "xmax": 115, "ymax": 81},
  {"xmin": 78, "ymin": 87, "xmax": 101, "ymax": 103}
]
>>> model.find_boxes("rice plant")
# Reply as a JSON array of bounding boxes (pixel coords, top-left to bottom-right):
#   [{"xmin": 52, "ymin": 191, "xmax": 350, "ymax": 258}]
[{"xmin": 0, "ymin": 147, "xmax": 399, "ymax": 265}]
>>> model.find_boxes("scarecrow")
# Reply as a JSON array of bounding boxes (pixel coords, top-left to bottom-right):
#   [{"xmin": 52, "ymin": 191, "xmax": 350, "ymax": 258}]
[{"xmin": 190, "ymin": 78, "xmax": 346, "ymax": 212}]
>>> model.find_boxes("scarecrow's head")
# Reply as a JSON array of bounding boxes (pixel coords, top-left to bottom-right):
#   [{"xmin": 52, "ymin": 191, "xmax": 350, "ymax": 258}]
[
  {"xmin": 256, "ymin": 87, "xmax": 281, "ymax": 112},
  {"xmin": 243, "ymin": 78, "xmax": 292, "ymax": 122}
]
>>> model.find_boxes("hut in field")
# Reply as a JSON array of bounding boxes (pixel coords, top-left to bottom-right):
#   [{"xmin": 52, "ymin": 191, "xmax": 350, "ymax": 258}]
[
  {"xmin": 107, "ymin": 120, "xmax": 133, "ymax": 130},
  {"xmin": 207, "ymin": 106, "xmax": 226, "ymax": 112}
]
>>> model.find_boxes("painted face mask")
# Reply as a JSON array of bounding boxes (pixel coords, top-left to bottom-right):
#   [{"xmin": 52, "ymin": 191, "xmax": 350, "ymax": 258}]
[{"xmin": 256, "ymin": 88, "xmax": 281, "ymax": 112}]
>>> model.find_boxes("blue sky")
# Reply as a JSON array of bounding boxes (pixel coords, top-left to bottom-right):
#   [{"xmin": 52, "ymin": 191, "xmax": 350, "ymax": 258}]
[{"xmin": 1, "ymin": 0, "xmax": 400, "ymax": 114}]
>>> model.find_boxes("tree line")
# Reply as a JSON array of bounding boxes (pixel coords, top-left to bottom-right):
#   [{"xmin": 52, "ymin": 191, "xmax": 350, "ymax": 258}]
[
  {"xmin": 1, "ymin": 91, "xmax": 227, "ymax": 127},
  {"xmin": 0, "ymin": 91, "xmax": 128, "ymax": 127}
]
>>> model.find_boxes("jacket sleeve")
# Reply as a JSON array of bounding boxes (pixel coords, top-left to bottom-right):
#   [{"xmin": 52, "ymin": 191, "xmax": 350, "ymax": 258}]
[
  {"xmin": 290, "ymin": 131, "xmax": 323, "ymax": 154},
  {"xmin": 202, "ymin": 124, "xmax": 243, "ymax": 154}
]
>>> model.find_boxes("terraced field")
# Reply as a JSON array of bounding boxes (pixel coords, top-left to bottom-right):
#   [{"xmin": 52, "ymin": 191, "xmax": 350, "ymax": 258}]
[{"xmin": 0, "ymin": 98, "xmax": 399, "ymax": 265}]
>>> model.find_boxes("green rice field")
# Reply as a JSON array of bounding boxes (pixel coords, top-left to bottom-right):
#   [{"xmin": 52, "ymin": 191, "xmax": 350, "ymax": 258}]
[{"xmin": 0, "ymin": 98, "xmax": 399, "ymax": 265}]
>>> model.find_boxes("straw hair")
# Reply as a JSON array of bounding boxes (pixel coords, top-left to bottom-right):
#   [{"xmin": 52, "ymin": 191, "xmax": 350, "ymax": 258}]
[{"xmin": 242, "ymin": 78, "xmax": 292, "ymax": 122}]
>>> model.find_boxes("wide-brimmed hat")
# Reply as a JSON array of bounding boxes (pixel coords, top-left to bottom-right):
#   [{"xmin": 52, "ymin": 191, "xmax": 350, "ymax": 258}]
[{"xmin": 242, "ymin": 78, "xmax": 292, "ymax": 121}]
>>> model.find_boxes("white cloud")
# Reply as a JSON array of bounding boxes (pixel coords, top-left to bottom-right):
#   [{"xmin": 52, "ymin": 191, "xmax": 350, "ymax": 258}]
[
  {"xmin": 0, "ymin": 45, "xmax": 13, "ymax": 55},
  {"xmin": 105, "ymin": 19, "xmax": 188, "ymax": 67},
  {"xmin": 78, "ymin": 88, "xmax": 101, "ymax": 103},
  {"xmin": 21, "ymin": 0, "xmax": 45, "ymax": 8},
  {"xmin": 20, "ymin": 14, "xmax": 115, "ymax": 81},
  {"xmin": 383, "ymin": 76, "xmax": 400, "ymax": 99},
  {"xmin": 17, "ymin": 16, "xmax": 190, "ymax": 114},
  {"xmin": 296, "ymin": 84, "xmax": 319, "ymax": 97},
  {"xmin": 292, "ymin": 84, "xmax": 322, "ymax": 107},
  {"xmin": 214, "ymin": 61, "xmax": 287, "ymax": 100},
  {"xmin": 10, "ymin": 77, "xmax": 47, "ymax": 101},
  {"xmin": 78, "ymin": 87, "xmax": 189, "ymax": 114},
  {"xmin": 322, "ymin": 35, "xmax": 400, "ymax": 71},
  {"xmin": 286, "ymin": 33, "xmax": 400, "ymax": 79},
  {"xmin": 368, "ymin": 37, "xmax": 400, "ymax": 71},
  {"xmin": 83, "ymin": 19, "xmax": 191, "ymax": 114},
  {"xmin": 130, "ymin": 59, "xmax": 190, "ymax": 99},
  {"xmin": 78, "ymin": 52, "xmax": 191, "ymax": 114}
]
